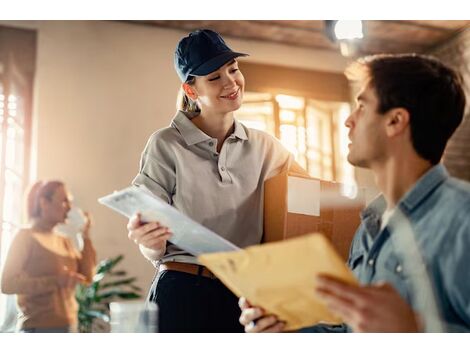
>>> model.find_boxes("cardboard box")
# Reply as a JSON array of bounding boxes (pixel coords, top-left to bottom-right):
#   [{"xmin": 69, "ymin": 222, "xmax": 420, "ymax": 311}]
[{"xmin": 263, "ymin": 170, "xmax": 365, "ymax": 260}]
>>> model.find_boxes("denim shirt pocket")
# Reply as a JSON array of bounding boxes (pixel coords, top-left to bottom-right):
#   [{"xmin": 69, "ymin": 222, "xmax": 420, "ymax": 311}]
[
  {"xmin": 348, "ymin": 250, "xmax": 365, "ymax": 271},
  {"xmin": 383, "ymin": 255, "xmax": 406, "ymax": 279},
  {"xmin": 383, "ymin": 255, "xmax": 411, "ymax": 302}
]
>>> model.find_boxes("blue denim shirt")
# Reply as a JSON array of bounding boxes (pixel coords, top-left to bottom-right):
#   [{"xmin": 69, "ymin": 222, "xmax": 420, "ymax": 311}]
[{"xmin": 301, "ymin": 164, "xmax": 470, "ymax": 333}]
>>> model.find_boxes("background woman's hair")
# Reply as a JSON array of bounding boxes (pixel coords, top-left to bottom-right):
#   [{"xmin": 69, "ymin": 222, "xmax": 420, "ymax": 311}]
[
  {"xmin": 25, "ymin": 180, "xmax": 64, "ymax": 220},
  {"xmin": 176, "ymin": 76, "xmax": 201, "ymax": 117}
]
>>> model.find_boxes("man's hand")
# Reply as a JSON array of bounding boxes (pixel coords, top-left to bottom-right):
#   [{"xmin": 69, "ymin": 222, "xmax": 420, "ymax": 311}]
[
  {"xmin": 238, "ymin": 297, "xmax": 286, "ymax": 333},
  {"xmin": 316, "ymin": 275, "xmax": 421, "ymax": 332}
]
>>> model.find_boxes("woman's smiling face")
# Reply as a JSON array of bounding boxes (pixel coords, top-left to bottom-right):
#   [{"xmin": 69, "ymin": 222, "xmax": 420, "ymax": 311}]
[{"xmin": 191, "ymin": 59, "xmax": 245, "ymax": 114}]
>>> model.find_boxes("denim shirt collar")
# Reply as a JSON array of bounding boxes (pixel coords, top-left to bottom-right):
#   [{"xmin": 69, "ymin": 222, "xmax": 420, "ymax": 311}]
[
  {"xmin": 172, "ymin": 110, "xmax": 248, "ymax": 146},
  {"xmin": 399, "ymin": 164, "xmax": 449, "ymax": 214},
  {"xmin": 360, "ymin": 164, "xmax": 449, "ymax": 235}
]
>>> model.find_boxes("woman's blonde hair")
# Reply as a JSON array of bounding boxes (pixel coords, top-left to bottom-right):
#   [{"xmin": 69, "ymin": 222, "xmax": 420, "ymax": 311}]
[{"xmin": 176, "ymin": 76, "xmax": 200, "ymax": 117}]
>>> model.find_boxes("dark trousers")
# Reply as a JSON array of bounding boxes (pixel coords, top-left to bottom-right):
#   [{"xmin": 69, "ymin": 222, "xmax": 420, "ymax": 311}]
[{"xmin": 148, "ymin": 270, "xmax": 244, "ymax": 333}]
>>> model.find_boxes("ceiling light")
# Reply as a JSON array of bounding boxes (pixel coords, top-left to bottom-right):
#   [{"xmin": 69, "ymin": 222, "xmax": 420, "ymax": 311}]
[
  {"xmin": 334, "ymin": 21, "xmax": 364, "ymax": 40},
  {"xmin": 324, "ymin": 20, "xmax": 364, "ymax": 57}
]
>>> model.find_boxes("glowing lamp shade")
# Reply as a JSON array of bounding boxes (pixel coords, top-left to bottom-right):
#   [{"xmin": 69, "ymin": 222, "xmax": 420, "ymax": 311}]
[{"xmin": 334, "ymin": 21, "xmax": 364, "ymax": 40}]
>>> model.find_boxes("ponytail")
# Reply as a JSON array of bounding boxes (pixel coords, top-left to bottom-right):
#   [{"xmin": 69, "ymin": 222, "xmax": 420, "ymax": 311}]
[{"xmin": 176, "ymin": 76, "xmax": 200, "ymax": 117}]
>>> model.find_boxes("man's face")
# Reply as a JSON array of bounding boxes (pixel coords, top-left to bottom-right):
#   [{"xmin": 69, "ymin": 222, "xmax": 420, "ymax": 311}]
[{"xmin": 345, "ymin": 82, "xmax": 388, "ymax": 168}]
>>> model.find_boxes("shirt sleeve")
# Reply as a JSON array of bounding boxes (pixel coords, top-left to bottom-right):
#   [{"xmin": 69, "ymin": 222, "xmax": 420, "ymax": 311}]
[
  {"xmin": 264, "ymin": 133, "xmax": 295, "ymax": 180},
  {"xmin": 69, "ymin": 237, "xmax": 97, "ymax": 284},
  {"xmin": 0, "ymin": 230, "xmax": 58, "ymax": 295},
  {"xmin": 132, "ymin": 132, "xmax": 176, "ymax": 204},
  {"xmin": 438, "ymin": 214, "xmax": 470, "ymax": 332}
]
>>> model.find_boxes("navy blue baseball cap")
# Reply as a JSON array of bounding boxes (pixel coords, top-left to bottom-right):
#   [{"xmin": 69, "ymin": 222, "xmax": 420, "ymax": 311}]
[{"xmin": 174, "ymin": 29, "xmax": 248, "ymax": 82}]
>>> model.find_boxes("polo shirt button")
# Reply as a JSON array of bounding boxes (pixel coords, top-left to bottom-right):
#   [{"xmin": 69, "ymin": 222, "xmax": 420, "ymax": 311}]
[
  {"xmin": 220, "ymin": 166, "xmax": 225, "ymax": 171},
  {"xmin": 367, "ymin": 259, "xmax": 374, "ymax": 266},
  {"xmin": 208, "ymin": 141, "xmax": 214, "ymax": 147},
  {"xmin": 213, "ymin": 153, "xmax": 218, "ymax": 157}
]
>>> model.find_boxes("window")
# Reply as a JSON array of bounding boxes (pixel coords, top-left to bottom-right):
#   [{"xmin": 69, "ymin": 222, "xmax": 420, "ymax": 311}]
[
  {"xmin": 238, "ymin": 91, "xmax": 355, "ymax": 188},
  {"xmin": 0, "ymin": 85, "xmax": 28, "ymax": 264},
  {"xmin": 0, "ymin": 25, "xmax": 36, "ymax": 332}
]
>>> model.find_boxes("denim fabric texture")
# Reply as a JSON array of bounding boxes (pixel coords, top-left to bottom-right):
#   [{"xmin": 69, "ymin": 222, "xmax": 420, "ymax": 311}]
[{"xmin": 303, "ymin": 164, "xmax": 470, "ymax": 333}]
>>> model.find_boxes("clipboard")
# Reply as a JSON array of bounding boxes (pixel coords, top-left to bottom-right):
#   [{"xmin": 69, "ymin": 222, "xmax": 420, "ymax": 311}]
[{"xmin": 98, "ymin": 185, "xmax": 240, "ymax": 256}]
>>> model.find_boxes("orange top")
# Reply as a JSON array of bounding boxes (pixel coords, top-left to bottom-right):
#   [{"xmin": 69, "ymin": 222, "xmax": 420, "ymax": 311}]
[{"xmin": 0, "ymin": 228, "xmax": 96, "ymax": 330}]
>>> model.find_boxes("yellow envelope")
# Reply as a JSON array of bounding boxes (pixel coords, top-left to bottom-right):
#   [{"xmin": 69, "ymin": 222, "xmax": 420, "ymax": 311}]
[{"xmin": 198, "ymin": 233, "xmax": 358, "ymax": 331}]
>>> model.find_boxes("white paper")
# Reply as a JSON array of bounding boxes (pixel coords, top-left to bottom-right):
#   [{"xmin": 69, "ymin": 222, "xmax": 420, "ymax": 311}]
[
  {"xmin": 98, "ymin": 185, "xmax": 240, "ymax": 256},
  {"xmin": 287, "ymin": 176, "xmax": 320, "ymax": 216}
]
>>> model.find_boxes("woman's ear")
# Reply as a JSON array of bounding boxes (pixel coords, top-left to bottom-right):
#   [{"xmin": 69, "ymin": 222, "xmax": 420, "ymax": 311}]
[
  {"xmin": 182, "ymin": 83, "xmax": 198, "ymax": 101},
  {"xmin": 38, "ymin": 197, "xmax": 48, "ymax": 216},
  {"xmin": 385, "ymin": 107, "xmax": 410, "ymax": 137}
]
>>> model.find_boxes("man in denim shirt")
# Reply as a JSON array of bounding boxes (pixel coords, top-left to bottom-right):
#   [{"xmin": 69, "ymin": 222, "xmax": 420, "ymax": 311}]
[{"xmin": 238, "ymin": 54, "xmax": 469, "ymax": 332}]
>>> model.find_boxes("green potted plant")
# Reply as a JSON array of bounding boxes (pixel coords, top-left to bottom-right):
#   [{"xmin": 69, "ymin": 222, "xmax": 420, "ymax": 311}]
[{"xmin": 75, "ymin": 254, "xmax": 142, "ymax": 333}]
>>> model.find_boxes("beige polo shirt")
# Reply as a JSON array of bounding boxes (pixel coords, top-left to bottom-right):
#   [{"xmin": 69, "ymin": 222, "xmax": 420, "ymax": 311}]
[{"xmin": 132, "ymin": 110, "xmax": 293, "ymax": 265}]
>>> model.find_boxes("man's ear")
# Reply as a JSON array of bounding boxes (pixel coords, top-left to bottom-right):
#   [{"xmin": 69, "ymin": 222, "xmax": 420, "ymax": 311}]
[
  {"xmin": 182, "ymin": 83, "xmax": 198, "ymax": 100},
  {"xmin": 385, "ymin": 107, "xmax": 410, "ymax": 137}
]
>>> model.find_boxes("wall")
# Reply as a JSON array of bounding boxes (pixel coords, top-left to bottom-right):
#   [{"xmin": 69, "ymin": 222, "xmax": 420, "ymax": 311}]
[
  {"xmin": 432, "ymin": 27, "xmax": 470, "ymax": 181},
  {"xmin": 0, "ymin": 20, "xmax": 350, "ymax": 292}
]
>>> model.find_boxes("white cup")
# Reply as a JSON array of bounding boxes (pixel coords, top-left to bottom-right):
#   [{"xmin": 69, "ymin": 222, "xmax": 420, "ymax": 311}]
[
  {"xmin": 109, "ymin": 301, "xmax": 158, "ymax": 333},
  {"xmin": 56, "ymin": 207, "xmax": 87, "ymax": 250}
]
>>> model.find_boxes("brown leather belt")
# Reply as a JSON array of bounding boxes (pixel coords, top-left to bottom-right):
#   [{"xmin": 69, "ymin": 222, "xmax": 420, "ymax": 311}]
[{"xmin": 159, "ymin": 261, "xmax": 217, "ymax": 280}]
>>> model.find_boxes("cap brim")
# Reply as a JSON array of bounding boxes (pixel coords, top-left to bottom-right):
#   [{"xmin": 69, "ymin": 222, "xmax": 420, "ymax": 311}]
[{"xmin": 191, "ymin": 51, "xmax": 249, "ymax": 77}]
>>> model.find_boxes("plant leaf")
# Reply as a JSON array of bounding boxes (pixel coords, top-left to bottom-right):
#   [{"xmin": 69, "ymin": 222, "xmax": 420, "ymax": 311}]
[
  {"xmin": 109, "ymin": 270, "xmax": 127, "ymax": 276},
  {"xmin": 96, "ymin": 290, "xmax": 142, "ymax": 301},
  {"xmin": 82, "ymin": 310, "xmax": 110, "ymax": 323},
  {"xmin": 77, "ymin": 254, "xmax": 143, "ymax": 332},
  {"xmin": 92, "ymin": 272, "xmax": 106, "ymax": 282},
  {"xmin": 129, "ymin": 285, "xmax": 142, "ymax": 291},
  {"xmin": 100, "ymin": 278, "xmax": 136, "ymax": 289},
  {"xmin": 96, "ymin": 255, "xmax": 123, "ymax": 274}
]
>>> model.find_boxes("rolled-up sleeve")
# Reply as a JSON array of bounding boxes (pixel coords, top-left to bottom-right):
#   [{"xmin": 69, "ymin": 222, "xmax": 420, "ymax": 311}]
[
  {"xmin": 264, "ymin": 134, "xmax": 295, "ymax": 180},
  {"xmin": 439, "ymin": 215, "xmax": 470, "ymax": 332},
  {"xmin": 132, "ymin": 133, "xmax": 176, "ymax": 204}
]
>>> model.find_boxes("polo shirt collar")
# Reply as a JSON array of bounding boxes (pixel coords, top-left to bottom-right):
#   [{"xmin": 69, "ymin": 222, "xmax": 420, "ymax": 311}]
[
  {"xmin": 231, "ymin": 118, "xmax": 248, "ymax": 141},
  {"xmin": 171, "ymin": 111, "xmax": 211, "ymax": 146},
  {"xmin": 171, "ymin": 110, "xmax": 248, "ymax": 146}
]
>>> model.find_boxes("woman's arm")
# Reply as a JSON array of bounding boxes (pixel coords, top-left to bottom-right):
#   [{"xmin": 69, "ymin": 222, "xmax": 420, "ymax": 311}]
[
  {"xmin": 139, "ymin": 244, "xmax": 166, "ymax": 262},
  {"xmin": 75, "ymin": 213, "xmax": 97, "ymax": 284},
  {"xmin": 1, "ymin": 230, "xmax": 59, "ymax": 295}
]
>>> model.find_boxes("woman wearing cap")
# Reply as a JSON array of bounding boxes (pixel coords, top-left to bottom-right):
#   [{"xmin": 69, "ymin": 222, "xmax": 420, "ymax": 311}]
[
  {"xmin": 0, "ymin": 180, "xmax": 97, "ymax": 332},
  {"xmin": 127, "ymin": 29, "xmax": 301, "ymax": 332}
]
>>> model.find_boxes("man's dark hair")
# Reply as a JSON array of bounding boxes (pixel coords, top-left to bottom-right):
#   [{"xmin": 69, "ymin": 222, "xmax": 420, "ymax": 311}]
[{"xmin": 346, "ymin": 54, "xmax": 466, "ymax": 164}]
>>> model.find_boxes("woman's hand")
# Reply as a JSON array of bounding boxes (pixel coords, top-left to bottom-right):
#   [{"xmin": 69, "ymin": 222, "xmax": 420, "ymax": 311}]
[
  {"xmin": 238, "ymin": 297, "xmax": 286, "ymax": 333},
  {"xmin": 57, "ymin": 266, "xmax": 87, "ymax": 289},
  {"xmin": 127, "ymin": 213, "xmax": 173, "ymax": 251},
  {"xmin": 81, "ymin": 211, "xmax": 92, "ymax": 239}
]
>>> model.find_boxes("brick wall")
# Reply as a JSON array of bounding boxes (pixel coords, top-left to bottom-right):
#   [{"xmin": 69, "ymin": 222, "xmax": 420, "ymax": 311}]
[{"xmin": 432, "ymin": 28, "xmax": 470, "ymax": 181}]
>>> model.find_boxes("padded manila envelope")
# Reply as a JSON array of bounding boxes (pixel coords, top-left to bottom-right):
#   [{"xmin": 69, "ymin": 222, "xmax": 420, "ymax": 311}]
[{"xmin": 198, "ymin": 233, "xmax": 358, "ymax": 331}]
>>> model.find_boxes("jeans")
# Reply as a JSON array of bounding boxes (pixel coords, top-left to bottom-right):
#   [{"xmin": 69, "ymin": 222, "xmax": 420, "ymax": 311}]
[{"xmin": 148, "ymin": 270, "xmax": 244, "ymax": 332}]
